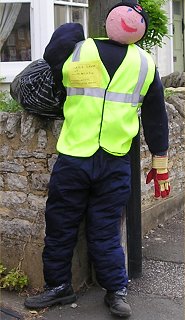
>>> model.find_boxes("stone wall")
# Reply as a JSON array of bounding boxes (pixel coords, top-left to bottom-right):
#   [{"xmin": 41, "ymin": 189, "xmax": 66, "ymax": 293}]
[
  {"xmin": 141, "ymin": 87, "xmax": 185, "ymax": 233},
  {"xmin": 0, "ymin": 113, "xmax": 89, "ymax": 289},
  {"xmin": 0, "ymin": 90, "xmax": 184, "ymax": 288},
  {"xmin": 161, "ymin": 71, "xmax": 185, "ymax": 88}
]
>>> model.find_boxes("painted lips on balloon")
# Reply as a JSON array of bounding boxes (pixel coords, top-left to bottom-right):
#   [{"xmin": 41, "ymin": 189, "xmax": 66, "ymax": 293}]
[{"xmin": 121, "ymin": 18, "xmax": 137, "ymax": 32}]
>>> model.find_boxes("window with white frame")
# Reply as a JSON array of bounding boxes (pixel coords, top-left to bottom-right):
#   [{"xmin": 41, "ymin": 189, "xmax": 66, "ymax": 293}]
[
  {"xmin": 0, "ymin": 0, "xmax": 89, "ymax": 83},
  {"xmin": 54, "ymin": 0, "xmax": 88, "ymax": 36},
  {"xmin": 0, "ymin": 1, "xmax": 31, "ymax": 62},
  {"xmin": 0, "ymin": 0, "xmax": 33, "ymax": 83}
]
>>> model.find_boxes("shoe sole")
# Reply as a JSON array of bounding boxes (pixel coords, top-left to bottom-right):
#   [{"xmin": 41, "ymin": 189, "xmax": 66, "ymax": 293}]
[
  {"xmin": 24, "ymin": 293, "xmax": 77, "ymax": 309},
  {"xmin": 104, "ymin": 296, "xmax": 132, "ymax": 318}
]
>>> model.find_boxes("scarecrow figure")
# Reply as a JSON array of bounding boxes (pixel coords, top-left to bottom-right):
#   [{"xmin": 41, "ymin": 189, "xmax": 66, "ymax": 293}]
[{"xmin": 24, "ymin": 1, "xmax": 170, "ymax": 317}]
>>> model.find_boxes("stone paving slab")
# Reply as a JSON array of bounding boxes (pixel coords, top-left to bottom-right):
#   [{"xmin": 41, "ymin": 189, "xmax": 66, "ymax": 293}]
[
  {"xmin": 128, "ymin": 259, "xmax": 184, "ymax": 299},
  {"xmin": 44, "ymin": 286, "xmax": 184, "ymax": 320},
  {"xmin": 142, "ymin": 211, "xmax": 184, "ymax": 263},
  {"xmin": 0, "ymin": 306, "xmax": 23, "ymax": 320},
  {"xmin": 1, "ymin": 285, "xmax": 184, "ymax": 320}
]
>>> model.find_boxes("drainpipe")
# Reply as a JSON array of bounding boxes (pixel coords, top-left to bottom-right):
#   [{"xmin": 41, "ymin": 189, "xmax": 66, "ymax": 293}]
[{"xmin": 126, "ymin": 131, "xmax": 142, "ymax": 279}]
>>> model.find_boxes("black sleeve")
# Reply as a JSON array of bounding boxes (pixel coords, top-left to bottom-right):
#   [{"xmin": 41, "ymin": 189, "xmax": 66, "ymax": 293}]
[
  {"xmin": 43, "ymin": 23, "xmax": 85, "ymax": 90},
  {"xmin": 141, "ymin": 68, "xmax": 169, "ymax": 155}
]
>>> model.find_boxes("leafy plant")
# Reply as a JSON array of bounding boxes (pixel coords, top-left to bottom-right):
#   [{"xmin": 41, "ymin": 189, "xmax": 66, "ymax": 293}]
[
  {"xmin": 0, "ymin": 90, "xmax": 22, "ymax": 112},
  {"xmin": 0, "ymin": 263, "xmax": 7, "ymax": 276},
  {"xmin": 0, "ymin": 266, "xmax": 29, "ymax": 291},
  {"xmin": 164, "ymin": 88, "xmax": 179, "ymax": 100},
  {"xmin": 138, "ymin": 0, "xmax": 169, "ymax": 53}
]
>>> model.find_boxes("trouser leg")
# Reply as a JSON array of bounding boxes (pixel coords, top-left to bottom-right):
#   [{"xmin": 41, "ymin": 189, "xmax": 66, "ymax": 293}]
[
  {"xmin": 42, "ymin": 154, "xmax": 89, "ymax": 287},
  {"xmin": 86, "ymin": 151, "xmax": 131, "ymax": 291}
]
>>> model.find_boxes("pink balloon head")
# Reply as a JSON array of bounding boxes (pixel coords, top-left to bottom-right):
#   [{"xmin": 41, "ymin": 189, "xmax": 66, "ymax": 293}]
[{"xmin": 106, "ymin": 5, "xmax": 146, "ymax": 44}]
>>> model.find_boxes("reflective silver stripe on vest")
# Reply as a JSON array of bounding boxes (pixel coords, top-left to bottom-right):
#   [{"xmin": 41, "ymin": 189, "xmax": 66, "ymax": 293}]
[
  {"xmin": 132, "ymin": 46, "xmax": 148, "ymax": 106},
  {"xmin": 68, "ymin": 41, "xmax": 148, "ymax": 105},
  {"xmin": 66, "ymin": 87, "xmax": 105, "ymax": 98},
  {"xmin": 72, "ymin": 40, "xmax": 85, "ymax": 62},
  {"xmin": 66, "ymin": 87, "xmax": 144, "ymax": 104},
  {"xmin": 105, "ymin": 91, "xmax": 144, "ymax": 104}
]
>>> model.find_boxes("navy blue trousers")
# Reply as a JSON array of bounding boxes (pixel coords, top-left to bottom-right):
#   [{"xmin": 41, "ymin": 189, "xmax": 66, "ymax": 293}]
[{"xmin": 42, "ymin": 148, "xmax": 131, "ymax": 291}]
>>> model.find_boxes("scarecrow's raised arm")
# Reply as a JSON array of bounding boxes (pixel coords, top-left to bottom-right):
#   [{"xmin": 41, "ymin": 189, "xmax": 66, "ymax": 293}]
[{"xmin": 43, "ymin": 23, "xmax": 85, "ymax": 89}]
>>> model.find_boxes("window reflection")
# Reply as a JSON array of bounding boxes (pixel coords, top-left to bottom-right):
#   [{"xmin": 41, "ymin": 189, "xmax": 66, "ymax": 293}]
[
  {"xmin": 71, "ymin": 7, "xmax": 84, "ymax": 25},
  {"xmin": 55, "ymin": 0, "xmax": 88, "ymax": 2},
  {"xmin": 54, "ymin": 5, "xmax": 67, "ymax": 29},
  {"xmin": 73, "ymin": 0, "xmax": 88, "ymax": 3},
  {"xmin": 54, "ymin": 4, "xmax": 86, "ymax": 30},
  {"xmin": 0, "ymin": 3, "xmax": 31, "ymax": 62}
]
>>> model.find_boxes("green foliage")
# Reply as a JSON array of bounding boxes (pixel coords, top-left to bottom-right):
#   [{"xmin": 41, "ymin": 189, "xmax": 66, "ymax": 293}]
[
  {"xmin": 0, "ymin": 263, "xmax": 29, "ymax": 291},
  {"xmin": 0, "ymin": 263, "xmax": 7, "ymax": 275},
  {"xmin": 0, "ymin": 90, "xmax": 22, "ymax": 112},
  {"xmin": 164, "ymin": 88, "xmax": 178, "ymax": 99},
  {"xmin": 138, "ymin": 0, "xmax": 169, "ymax": 53}
]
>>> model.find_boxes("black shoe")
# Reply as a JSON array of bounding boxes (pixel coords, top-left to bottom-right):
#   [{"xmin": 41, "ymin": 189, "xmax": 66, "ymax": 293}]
[
  {"xmin": 24, "ymin": 283, "xmax": 77, "ymax": 309},
  {"xmin": 104, "ymin": 288, "xmax": 132, "ymax": 318}
]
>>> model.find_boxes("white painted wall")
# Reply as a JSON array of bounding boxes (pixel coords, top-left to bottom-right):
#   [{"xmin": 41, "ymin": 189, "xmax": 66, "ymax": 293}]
[
  {"xmin": 154, "ymin": 0, "xmax": 174, "ymax": 77},
  {"xmin": 30, "ymin": 0, "xmax": 55, "ymax": 60}
]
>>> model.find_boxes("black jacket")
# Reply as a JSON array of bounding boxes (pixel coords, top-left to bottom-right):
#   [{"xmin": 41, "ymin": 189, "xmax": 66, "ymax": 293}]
[{"xmin": 44, "ymin": 23, "xmax": 169, "ymax": 155}]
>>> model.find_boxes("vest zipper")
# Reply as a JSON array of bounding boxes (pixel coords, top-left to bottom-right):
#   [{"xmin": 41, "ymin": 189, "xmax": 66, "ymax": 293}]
[{"xmin": 98, "ymin": 81, "xmax": 111, "ymax": 145}]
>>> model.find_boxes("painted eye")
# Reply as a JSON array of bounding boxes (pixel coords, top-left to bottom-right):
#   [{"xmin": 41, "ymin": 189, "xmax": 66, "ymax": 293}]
[
  {"xmin": 127, "ymin": 8, "xmax": 132, "ymax": 12},
  {"xmin": 141, "ymin": 17, "xmax": 144, "ymax": 23}
]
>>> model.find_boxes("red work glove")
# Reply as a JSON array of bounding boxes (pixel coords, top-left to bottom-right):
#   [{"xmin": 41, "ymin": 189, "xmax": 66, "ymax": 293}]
[{"xmin": 146, "ymin": 155, "xmax": 170, "ymax": 198}]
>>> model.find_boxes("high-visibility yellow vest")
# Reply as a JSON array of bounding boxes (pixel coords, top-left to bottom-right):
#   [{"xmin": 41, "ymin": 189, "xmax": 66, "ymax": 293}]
[{"xmin": 57, "ymin": 38, "xmax": 155, "ymax": 156}]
